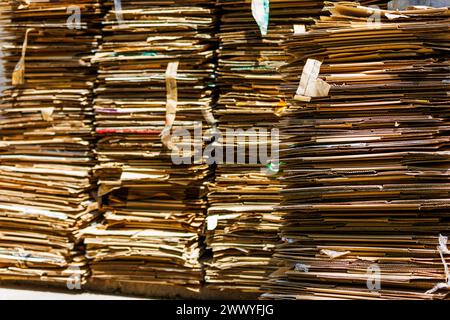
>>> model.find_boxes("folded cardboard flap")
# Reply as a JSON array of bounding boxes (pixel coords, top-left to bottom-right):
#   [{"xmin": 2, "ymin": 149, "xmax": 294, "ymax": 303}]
[
  {"xmin": 160, "ymin": 60, "xmax": 179, "ymax": 151},
  {"xmin": 12, "ymin": 28, "xmax": 34, "ymax": 86}
]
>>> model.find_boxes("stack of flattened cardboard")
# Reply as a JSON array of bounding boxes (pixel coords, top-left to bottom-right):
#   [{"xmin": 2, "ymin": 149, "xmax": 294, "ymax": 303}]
[
  {"xmin": 0, "ymin": 0, "xmax": 101, "ymax": 285},
  {"xmin": 205, "ymin": 0, "xmax": 326, "ymax": 294},
  {"xmin": 263, "ymin": 2, "xmax": 450, "ymax": 299},
  {"xmin": 81, "ymin": 0, "xmax": 217, "ymax": 292}
]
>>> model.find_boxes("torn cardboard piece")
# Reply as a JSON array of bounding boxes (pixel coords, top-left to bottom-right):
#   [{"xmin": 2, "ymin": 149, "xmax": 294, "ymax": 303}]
[{"xmin": 295, "ymin": 58, "xmax": 330, "ymax": 101}]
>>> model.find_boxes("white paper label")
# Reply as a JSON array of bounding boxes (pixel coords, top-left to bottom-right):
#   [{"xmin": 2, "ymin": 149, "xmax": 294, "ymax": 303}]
[
  {"xmin": 207, "ymin": 215, "xmax": 219, "ymax": 231},
  {"xmin": 293, "ymin": 24, "xmax": 306, "ymax": 35}
]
